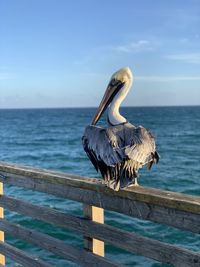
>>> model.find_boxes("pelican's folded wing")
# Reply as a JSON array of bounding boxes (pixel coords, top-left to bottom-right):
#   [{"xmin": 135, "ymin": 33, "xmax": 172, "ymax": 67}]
[
  {"xmin": 124, "ymin": 126, "xmax": 159, "ymax": 168},
  {"xmin": 82, "ymin": 125, "xmax": 124, "ymax": 168}
]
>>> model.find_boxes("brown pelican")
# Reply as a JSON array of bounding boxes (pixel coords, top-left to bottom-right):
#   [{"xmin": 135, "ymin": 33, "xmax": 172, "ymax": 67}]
[{"xmin": 82, "ymin": 67, "xmax": 159, "ymax": 191}]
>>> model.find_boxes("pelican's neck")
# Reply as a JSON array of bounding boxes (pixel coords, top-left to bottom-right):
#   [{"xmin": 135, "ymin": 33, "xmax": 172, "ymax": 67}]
[{"xmin": 108, "ymin": 81, "xmax": 131, "ymax": 126}]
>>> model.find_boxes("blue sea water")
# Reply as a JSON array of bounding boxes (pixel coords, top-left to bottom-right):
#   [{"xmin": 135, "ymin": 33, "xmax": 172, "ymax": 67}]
[{"xmin": 0, "ymin": 106, "xmax": 200, "ymax": 266}]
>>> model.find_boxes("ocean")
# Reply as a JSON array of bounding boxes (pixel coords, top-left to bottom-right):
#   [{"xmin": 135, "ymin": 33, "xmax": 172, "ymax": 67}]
[{"xmin": 0, "ymin": 106, "xmax": 200, "ymax": 266}]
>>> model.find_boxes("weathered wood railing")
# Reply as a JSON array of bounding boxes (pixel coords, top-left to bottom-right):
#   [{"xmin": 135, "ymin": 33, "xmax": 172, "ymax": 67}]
[{"xmin": 0, "ymin": 161, "xmax": 200, "ymax": 266}]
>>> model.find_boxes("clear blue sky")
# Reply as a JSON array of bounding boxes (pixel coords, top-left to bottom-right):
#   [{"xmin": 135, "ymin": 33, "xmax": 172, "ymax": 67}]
[{"xmin": 1, "ymin": 0, "xmax": 200, "ymax": 108}]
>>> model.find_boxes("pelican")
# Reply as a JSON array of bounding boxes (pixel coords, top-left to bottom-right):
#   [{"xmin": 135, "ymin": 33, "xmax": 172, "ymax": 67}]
[{"xmin": 82, "ymin": 67, "xmax": 159, "ymax": 191}]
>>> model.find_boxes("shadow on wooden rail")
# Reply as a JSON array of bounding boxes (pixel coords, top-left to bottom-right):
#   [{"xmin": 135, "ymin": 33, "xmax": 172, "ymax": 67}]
[{"xmin": 0, "ymin": 161, "xmax": 199, "ymax": 266}]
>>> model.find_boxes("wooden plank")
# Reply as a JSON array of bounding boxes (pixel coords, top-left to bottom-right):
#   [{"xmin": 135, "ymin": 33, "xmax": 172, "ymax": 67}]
[
  {"xmin": 0, "ymin": 195, "xmax": 200, "ymax": 266},
  {"xmin": 0, "ymin": 172, "xmax": 200, "ymax": 234},
  {"xmin": 83, "ymin": 205, "xmax": 104, "ymax": 256},
  {"xmin": 0, "ymin": 219, "xmax": 121, "ymax": 267},
  {"xmin": 0, "ymin": 183, "xmax": 4, "ymax": 266},
  {"xmin": 0, "ymin": 161, "xmax": 200, "ymax": 215},
  {"xmin": 0, "ymin": 241, "xmax": 52, "ymax": 267}
]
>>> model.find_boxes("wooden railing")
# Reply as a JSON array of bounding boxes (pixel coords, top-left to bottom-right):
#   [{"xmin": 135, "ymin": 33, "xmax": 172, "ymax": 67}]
[{"xmin": 0, "ymin": 161, "xmax": 200, "ymax": 266}]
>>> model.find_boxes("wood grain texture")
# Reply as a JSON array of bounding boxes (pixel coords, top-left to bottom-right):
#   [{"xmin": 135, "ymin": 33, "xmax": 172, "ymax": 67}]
[
  {"xmin": 0, "ymin": 219, "xmax": 121, "ymax": 267},
  {"xmin": 83, "ymin": 205, "xmax": 104, "ymax": 256},
  {"xmin": 0, "ymin": 171, "xmax": 199, "ymax": 234},
  {"xmin": 0, "ymin": 195, "xmax": 200, "ymax": 266},
  {"xmin": 0, "ymin": 161, "xmax": 200, "ymax": 214},
  {"xmin": 0, "ymin": 162, "xmax": 200, "ymax": 266},
  {"xmin": 0, "ymin": 241, "xmax": 52, "ymax": 267}
]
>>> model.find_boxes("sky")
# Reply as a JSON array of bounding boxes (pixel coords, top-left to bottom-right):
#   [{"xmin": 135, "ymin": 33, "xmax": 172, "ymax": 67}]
[{"xmin": 0, "ymin": 0, "xmax": 200, "ymax": 108}]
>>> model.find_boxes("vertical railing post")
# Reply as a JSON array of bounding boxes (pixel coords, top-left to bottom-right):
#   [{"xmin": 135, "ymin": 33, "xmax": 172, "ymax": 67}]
[
  {"xmin": 83, "ymin": 205, "xmax": 104, "ymax": 257},
  {"xmin": 0, "ymin": 182, "xmax": 5, "ymax": 265}
]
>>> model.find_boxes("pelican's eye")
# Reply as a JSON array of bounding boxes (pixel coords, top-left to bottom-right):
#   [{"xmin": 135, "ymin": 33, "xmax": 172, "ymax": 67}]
[{"xmin": 110, "ymin": 78, "xmax": 117, "ymax": 86}]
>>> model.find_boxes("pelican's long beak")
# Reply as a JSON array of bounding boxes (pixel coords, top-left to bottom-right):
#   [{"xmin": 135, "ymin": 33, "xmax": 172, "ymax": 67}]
[{"xmin": 91, "ymin": 79, "xmax": 125, "ymax": 125}]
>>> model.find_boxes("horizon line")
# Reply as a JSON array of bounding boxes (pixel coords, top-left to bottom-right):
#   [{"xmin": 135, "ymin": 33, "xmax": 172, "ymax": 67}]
[{"xmin": 0, "ymin": 104, "xmax": 200, "ymax": 110}]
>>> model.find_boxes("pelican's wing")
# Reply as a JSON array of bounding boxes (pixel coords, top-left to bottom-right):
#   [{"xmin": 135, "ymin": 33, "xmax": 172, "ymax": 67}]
[
  {"xmin": 82, "ymin": 125, "xmax": 124, "ymax": 168},
  {"xmin": 82, "ymin": 123, "xmax": 159, "ymax": 191},
  {"xmin": 124, "ymin": 126, "xmax": 159, "ymax": 168}
]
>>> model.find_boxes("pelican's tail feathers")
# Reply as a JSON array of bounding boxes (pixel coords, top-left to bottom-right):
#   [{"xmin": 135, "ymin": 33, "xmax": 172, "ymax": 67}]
[
  {"xmin": 102, "ymin": 159, "xmax": 140, "ymax": 191},
  {"xmin": 154, "ymin": 151, "xmax": 160, "ymax": 163},
  {"xmin": 147, "ymin": 151, "xmax": 160, "ymax": 170}
]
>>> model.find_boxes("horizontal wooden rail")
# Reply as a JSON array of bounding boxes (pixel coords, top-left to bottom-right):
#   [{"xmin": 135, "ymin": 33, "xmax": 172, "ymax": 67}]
[
  {"xmin": 0, "ymin": 219, "xmax": 120, "ymax": 267},
  {"xmin": 0, "ymin": 162, "xmax": 200, "ymax": 266},
  {"xmin": 0, "ymin": 241, "xmax": 52, "ymax": 267},
  {"xmin": 0, "ymin": 195, "xmax": 200, "ymax": 266},
  {"xmin": 0, "ymin": 162, "xmax": 200, "ymax": 234},
  {"xmin": 0, "ymin": 161, "xmax": 199, "ymax": 213}
]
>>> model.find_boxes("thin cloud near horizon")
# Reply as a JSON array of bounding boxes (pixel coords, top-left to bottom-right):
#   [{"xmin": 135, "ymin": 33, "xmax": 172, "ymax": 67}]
[
  {"xmin": 166, "ymin": 53, "xmax": 200, "ymax": 64},
  {"xmin": 135, "ymin": 75, "xmax": 200, "ymax": 82}
]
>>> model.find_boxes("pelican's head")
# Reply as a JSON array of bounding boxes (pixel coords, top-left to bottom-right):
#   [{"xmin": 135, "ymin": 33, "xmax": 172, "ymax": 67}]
[
  {"xmin": 111, "ymin": 67, "xmax": 133, "ymax": 86},
  {"xmin": 91, "ymin": 67, "xmax": 133, "ymax": 125}
]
